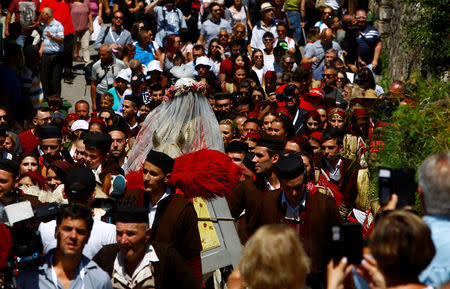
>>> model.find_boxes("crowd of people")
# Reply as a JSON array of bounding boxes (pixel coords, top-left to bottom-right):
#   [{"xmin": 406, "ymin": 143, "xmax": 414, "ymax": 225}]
[{"xmin": 0, "ymin": 0, "xmax": 449, "ymax": 288}]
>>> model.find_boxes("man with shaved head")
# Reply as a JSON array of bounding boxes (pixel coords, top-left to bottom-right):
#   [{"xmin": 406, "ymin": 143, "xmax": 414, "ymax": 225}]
[{"xmin": 302, "ymin": 28, "xmax": 342, "ymax": 80}]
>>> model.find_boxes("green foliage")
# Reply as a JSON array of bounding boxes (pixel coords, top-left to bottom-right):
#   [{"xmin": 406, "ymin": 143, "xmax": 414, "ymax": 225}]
[
  {"xmin": 370, "ymin": 75, "xmax": 449, "ymax": 213},
  {"xmin": 378, "ymin": 51, "xmax": 392, "ymax": 93},
  {"xmin": 376, "ymin": 73, "xmax": 450, "ymax": 170},
  {"xmin": 401, "ymin": 0, "xmax": 450, "ymax": 76}
]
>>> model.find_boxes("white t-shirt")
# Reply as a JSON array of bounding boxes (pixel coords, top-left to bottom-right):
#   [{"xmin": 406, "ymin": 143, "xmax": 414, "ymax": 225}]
[
  {"xmin": 39, "ymin": 218, "xmax": 116, "ymax": 259},
  {"xmin": 275, "ymin": 37, "xmax": 296, "ymax": 51}
]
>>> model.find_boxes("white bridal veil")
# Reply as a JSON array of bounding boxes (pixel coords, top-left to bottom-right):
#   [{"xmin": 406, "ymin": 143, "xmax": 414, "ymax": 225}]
[{"xmin": 124, "ymin": 74, "xmax": 225, "ymax": 173}]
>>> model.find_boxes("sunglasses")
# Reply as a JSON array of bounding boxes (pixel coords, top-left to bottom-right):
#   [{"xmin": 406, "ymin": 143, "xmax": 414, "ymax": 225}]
[
  {"xmin": 276, "ymin": 29, "xmax": 286, "ymax": 33},
  {"xmin": 307, "ymin": 122, "xmax": 319, "ymax": 126},
  {"xmin": 264, "ymin": 38, "xmax": 273, "ymax": 42},
  {"xmin": 42, "ymin": 145, "xmax": 59, "ymax": 150},
  {"xmin": 322, "ymin": 73, "xmax": 334, "ymax": 78},
  {"xmin": 114, "ymin": 16, "xmax": 123, "ymax": 19},
  {"xmin": 285, "ymin": 61, "xmax": 294, "ymax": 65},
  {"xmin": 212, "ymin": 45, "xmax": 220, "ymax": 49},
  {"xmin": 0, "ymin": 115, "xmax": 7, "ymax": 119},
  {"xmin": 219, "ymin": 34, "xmax": 228, "ymax": 38},
  {"xmin": 336, "ymin": 77, "xmax": 345, "ymax": 81},
  {"xmin": 236, "ymin": 30, "xmax": 245, "ymax": 34}
]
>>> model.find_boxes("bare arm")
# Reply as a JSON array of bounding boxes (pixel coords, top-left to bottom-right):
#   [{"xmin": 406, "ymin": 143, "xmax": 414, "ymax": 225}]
[
  {"xmin": 196, "ymin": 34, "xmax": 205, "ymax": 46},
  {"xmin": 91, "ymin": 81, "xmax": 98, "ymax": 112},
  {"xmin": 46, "ymin": 31, "xmax": 64, "ymax": 44},
  {"xmin": 98, "ymin": 0, "xmax": 103, "ymax": 23},
  {"xmin": 245, "ymin": 8, "xmax": 253, "ymax": 30},
  {"xmin": 39, "ymin": 39, "xmax": 44, "ymax": 56},
  {"xmin": 301, "ymin": 55, "xmax": 318, "ymax": 64},
  {"xmin": 372, "ymin": 41, "xmax": 382, "ymax": 69},
  {"xmin": 144, "ymin": 0, "xmax": 161, "ymax": 14},
  {"xmin": 4, "ymin": 11, "xmax": 12, "ymax": 38},
  {"xmin": 300, "ymin": 0, "xmax": 305, "ymax": 23}
]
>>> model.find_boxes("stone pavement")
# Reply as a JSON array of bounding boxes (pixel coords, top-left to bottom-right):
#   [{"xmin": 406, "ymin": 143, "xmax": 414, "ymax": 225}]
[{"xmin": 61, "ymin": 50, "xmax": 96, "ymax": 113}]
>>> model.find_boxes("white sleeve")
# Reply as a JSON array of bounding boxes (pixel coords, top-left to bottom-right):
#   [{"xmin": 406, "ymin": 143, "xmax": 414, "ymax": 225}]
[{"xmin": 38, "ymin": 220, "xmax": 57, "ymax": 254}]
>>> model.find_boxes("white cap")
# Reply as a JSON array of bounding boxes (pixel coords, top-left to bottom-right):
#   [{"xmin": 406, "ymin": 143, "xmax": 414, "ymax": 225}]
[
  {"xmin": 116, "ymin": 69, "xmax": 131, "ymax": 82},
  {"xmin": 147, "ymin": 60, "xmax": 163, "ymax": 72},
  {"xmin": 71, "ymin": 120, "xmax": 89, "ymax": 132},
  {"xmin": 195, "ymin": 56, "xmax": 211, "ymax": 69}
]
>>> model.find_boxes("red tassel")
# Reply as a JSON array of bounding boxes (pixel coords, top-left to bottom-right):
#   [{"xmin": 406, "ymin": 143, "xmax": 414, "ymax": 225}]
[
  {"xmin": 125, "ymin": 149, "xmax": 243, "ymax": 199},
  {"xmin": 169, "ymin": 149, "xmax": 243, "ymax": 199},
  {"xmin": 125, "ymin": 169, "xmax": 145, "ymax": 193}
]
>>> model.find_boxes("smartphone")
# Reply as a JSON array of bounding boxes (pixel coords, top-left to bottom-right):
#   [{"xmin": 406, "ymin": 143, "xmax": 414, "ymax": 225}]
[
  {"xmin": 331, "ymin": 222, "xmax": 363, "ymax": 264},
  {"xmin": 378, "ymin": 167, "xmax": 416, "ymax": 207}
]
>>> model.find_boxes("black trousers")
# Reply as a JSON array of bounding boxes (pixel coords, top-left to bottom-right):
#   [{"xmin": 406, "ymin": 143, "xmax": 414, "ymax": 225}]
[
  {"xmin": 41, "ymin": 53, "xmax": 63, "ymax": 98},
  {"xmin": 63, "ymin": 33, "xmax": 74, "ymax": 76}
]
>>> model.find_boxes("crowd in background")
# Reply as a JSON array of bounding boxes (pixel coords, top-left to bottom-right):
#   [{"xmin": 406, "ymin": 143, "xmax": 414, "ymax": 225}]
[{"xmin": 0, "ymin": 0, "xmax": 449, "ymax": 288}]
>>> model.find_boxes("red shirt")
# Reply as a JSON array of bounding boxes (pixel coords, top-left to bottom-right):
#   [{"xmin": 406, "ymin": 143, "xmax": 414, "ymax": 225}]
[
  {"xmin": 18, "ymin": 129, "xmax": 39, "ymax": 153},
  {"xmin": 39, "ymin": 0, "xmax": 74, "ymax": 35}
]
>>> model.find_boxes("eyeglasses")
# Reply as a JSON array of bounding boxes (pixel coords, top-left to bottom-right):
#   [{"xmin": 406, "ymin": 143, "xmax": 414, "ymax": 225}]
[
  {"xmin": 264, "ymin": 38, "xmax": 273, "ymax": 42},
  {"xmin": 41, "ymin": 144, "xmax": 59, "ymax": 150},
  {"xmin": 322, "ymin": 73, "xmax": 334, "ymax": 78}
]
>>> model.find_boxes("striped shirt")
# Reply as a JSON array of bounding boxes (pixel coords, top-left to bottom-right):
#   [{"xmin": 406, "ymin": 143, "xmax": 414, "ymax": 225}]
[
  {"xmin": 43, "ymin": 19, "xmax": 64, "ymax": 53},
  {"xmin": 20, "ymin": 67, "xmax": 44, "ymax": 109}
]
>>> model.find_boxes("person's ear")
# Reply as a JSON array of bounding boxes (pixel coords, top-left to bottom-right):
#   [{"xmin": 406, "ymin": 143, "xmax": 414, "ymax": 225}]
[
  {"xmin": 54, "ymin": 226, "xmax": 60, "ymax": 239},
  {"xmin": 14, "ymin": 177, "xmax": 20, "ymax": 188},
  {"xmin": 164, "ymin": 172, "xmax": 171, "ymax": 184},
  {"xmin": 145, "ymin": 227, "xmax": 151, "ymax": 242},
  {"xmin": 272, "ymin": 153, "xmax": 280, "ymax": 164},
  {"xmin": 62, "ymin": 188, "xmax": 68, "ymax": 200},
  {"xmin": 32, "ymin": 118, "xmax": 38, "ymax": 127}
]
